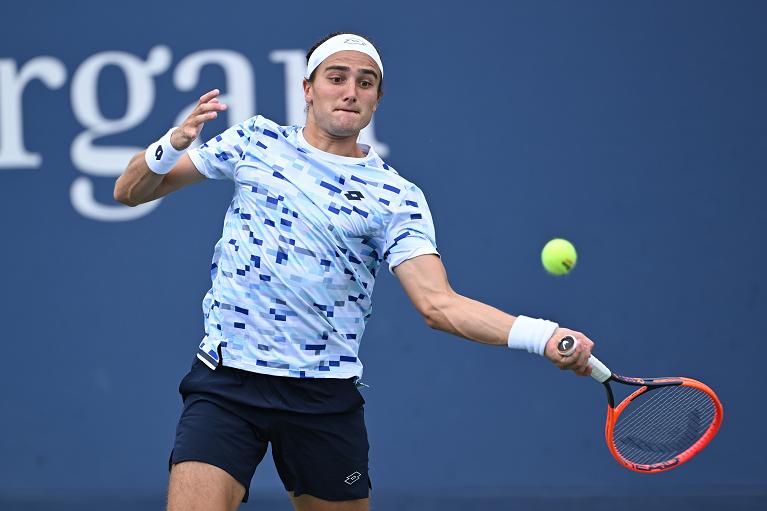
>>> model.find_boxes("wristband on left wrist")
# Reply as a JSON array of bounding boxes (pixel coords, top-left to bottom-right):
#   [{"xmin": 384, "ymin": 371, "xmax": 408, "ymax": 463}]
[{"xmin": 145, "ymin": 127, "xmax": 184, "ymax": 175}]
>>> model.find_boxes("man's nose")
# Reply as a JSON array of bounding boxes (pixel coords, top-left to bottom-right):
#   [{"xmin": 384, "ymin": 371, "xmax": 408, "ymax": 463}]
[{"xmin": 342, "ymin": 81, "xmax": 358, "ymax": 101}]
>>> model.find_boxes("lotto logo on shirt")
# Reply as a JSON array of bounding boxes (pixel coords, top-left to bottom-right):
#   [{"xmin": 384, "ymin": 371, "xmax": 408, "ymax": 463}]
[{"xmin": 344, "ymin": 191, "xmax": 364, "ymax": 201}]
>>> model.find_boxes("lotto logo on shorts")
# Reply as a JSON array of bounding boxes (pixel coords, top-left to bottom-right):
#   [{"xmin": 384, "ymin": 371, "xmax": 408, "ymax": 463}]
[{"xmin": 344, "ymin": 471, "xmax": 362, "ymax": 485}]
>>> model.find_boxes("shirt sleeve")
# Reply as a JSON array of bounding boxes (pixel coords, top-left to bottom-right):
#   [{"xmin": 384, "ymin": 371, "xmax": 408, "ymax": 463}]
[
  {"xmin": 187, "ymin": 117, "xmax": 257, "ymax": 180},
  {"xmin": 383, "ymin": 183, "xmax": 439, "ymax": 273}
]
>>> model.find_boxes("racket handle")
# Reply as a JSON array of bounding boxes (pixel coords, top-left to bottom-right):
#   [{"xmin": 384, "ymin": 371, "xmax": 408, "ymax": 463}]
[
  {"xmin": 557, "ymin": 336, "xmax": 612, "ymax": 383},
  {"xmin": 587, "ymin": 355, "xmax": 611, "ymax": 383}
]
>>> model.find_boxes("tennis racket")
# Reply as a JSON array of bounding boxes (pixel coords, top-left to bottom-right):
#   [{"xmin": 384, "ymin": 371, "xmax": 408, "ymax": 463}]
[{"xmin": 557, "ymin": 335, "xmax": 723, "ymax": 473}]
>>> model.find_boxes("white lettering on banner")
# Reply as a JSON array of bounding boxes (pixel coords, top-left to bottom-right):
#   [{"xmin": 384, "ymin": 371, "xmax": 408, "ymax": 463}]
[
  {"xmin": 0, "ymin": 46, "xmax": 391, "ymax": 222},
  {"xmin": 269, "ymin": 49, "xmax": 389, "ymax": 157},
  {"xmin": 173, "ymin": 50, "xmax": 255, "ymax": 149},
  {"xmin": 70, "ymin": 46, "xmax": 173, "ymax": 221},
  {"xmin": 0, "ymin": 57, "xmax": 67, "ymax": 167}
]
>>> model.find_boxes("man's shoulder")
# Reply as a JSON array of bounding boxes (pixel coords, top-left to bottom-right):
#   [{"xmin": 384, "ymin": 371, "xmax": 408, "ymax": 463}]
[
  {"xmin": 243, "ymin": 115, "xmax": 294, "ymax": 137},
  {"xmin": 370, "ymin": 161, "xmax": 427, "ymax": 198}
]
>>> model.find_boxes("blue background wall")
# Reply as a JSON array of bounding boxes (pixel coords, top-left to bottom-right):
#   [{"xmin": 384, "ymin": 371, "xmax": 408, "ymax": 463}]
[{"xmin": 1, "ymin": 1, "xmax": 765, "ymax": 509}]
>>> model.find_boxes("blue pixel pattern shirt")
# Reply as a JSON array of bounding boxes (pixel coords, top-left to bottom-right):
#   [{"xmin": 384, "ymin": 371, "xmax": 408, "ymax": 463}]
[{"xmin": 188, "ymin": 116, "xmax": 438, "ymax": 378}]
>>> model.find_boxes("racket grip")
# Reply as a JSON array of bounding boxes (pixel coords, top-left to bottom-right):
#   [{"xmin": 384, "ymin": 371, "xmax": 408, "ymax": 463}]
[
  {"xmin": 557, "ymin": 336, "xmax": 612, "ymax": 383},
  {"xmin": 588, "ymin": 355, "xmax": 611, "ymax": 383}
]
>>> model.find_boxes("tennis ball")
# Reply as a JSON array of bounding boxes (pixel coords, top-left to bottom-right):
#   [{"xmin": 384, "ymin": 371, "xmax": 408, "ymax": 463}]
[{"xmin": 541, "ymin": 238, "xmax": 577, "ymax": 276}]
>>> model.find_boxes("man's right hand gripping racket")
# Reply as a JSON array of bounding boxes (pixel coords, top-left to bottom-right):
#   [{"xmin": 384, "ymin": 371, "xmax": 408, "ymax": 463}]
[{"xmin": 557, "ymin": 336, "xmax": 723, "ymax": 473}]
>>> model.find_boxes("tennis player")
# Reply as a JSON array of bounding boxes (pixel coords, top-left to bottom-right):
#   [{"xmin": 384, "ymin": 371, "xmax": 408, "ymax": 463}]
[{"xmin": 115, "ymin": 32, "xmax": 595, "ymax": 511}]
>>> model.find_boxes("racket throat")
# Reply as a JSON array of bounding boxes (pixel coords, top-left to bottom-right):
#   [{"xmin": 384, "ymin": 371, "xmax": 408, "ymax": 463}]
[{"xmin": 603, "ymin": 381, "xmax": 615, "ymax": 408}]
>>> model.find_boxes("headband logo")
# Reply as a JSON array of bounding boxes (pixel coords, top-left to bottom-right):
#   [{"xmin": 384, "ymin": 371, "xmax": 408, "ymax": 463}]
[{"xmin": 344, "ymin": 38, "xmax": 367, "ymax": 46}]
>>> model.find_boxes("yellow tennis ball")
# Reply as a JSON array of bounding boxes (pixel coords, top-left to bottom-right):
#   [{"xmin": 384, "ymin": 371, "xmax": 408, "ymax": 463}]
[{"xmin": 541, "ymin": 238, "xmax": 577, "ymax": 276}]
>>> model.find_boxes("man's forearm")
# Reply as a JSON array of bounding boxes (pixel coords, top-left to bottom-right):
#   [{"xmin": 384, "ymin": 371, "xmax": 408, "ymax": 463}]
[
  {"xmin": 424, "ymin": 292, "xmax": 515, "ymax": 347},
  {"xmin": 114, "ymin": 151, "xmax": 165, "ymax": 206},
  {"xmin": 396, "ymin": 255, "xmax": 594, "ymax": 373}
]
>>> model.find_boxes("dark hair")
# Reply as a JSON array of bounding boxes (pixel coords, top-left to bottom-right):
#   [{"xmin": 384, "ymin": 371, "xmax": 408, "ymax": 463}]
[{"xmin": 306, "ymin": 32, "xmax": 384, "ymax": 94}]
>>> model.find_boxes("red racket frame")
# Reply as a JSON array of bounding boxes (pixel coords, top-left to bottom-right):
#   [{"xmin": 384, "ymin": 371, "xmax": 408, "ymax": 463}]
[{"xmin": 603, "ymin": 375, "xmax": 724, "ymax": 473}]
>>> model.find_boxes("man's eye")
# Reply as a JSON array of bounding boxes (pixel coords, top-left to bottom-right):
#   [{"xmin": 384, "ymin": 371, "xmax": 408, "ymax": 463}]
[
  {"xmin": 330, "ymin": 76, "xmax": 343, "ymax": 84},
  {"xmin": 360, "ymin": 81, "xmax": 373, "ymax": 88}
]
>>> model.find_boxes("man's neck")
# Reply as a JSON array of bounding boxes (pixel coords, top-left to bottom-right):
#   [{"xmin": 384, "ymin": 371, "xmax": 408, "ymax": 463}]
[{"xmin": 302, "ymin": 122, "xmax": 365, "ymax": 158}]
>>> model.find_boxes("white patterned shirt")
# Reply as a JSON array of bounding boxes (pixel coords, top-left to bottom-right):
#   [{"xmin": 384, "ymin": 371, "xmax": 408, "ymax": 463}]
[{"xmin": 188, "ymin": 116, "xmax": 438, "ymax": 378}]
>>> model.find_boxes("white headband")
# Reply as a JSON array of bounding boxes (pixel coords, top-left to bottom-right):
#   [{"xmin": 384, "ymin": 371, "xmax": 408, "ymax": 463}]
[{"xmin": 305, "ymin": 34, "xmax": 384, "ymax": 80}]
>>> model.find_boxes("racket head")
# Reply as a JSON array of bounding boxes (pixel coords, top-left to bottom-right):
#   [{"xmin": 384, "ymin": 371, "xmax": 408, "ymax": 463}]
[{"xmin": 604, "ymin": 376, "xmax": 723, "ymax": 473}]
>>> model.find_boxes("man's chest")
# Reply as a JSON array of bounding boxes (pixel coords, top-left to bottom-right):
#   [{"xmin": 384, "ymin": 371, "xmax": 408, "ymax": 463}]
[{"xmin": 234, "ymin": 147, "xmax": 389, "ymax": 243}]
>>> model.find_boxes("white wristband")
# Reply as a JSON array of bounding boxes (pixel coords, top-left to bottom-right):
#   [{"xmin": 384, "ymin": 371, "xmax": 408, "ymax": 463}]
[
  {"xmin": 145, "ymin": 127, "xmax": 184, "ymax": 175},
  {"xmin": 507, "ymin": 315, "xmax": 559, "ymax": 356}
]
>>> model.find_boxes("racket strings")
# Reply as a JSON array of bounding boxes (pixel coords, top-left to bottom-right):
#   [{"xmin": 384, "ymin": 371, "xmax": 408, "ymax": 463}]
[{"xmin": 613, "ymin": 385, "xmax": 716, "ymax": 466}]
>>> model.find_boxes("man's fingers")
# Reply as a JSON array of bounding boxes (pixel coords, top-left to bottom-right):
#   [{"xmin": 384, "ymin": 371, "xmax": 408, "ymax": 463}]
[
  {"xmin": 575, "ymin": 345, "xmax": 592, "ymax": 369},
  {"xmin": 572, "ymin": 338, "xmax": 594, "ymax": 376},
  {"xmin": 198, "ymin": 88, "xmax": 220, "ymax": 104},
  {"xmin": 548, "ymin": 331, "xmax": 598, "ymax": 377},
  {"xmin": 196, "ymin": 90, "xmax": 228, "ymax": 113},
  {"xmin": 173, "ymin": 93, "xmax": 225, "ymax": 146},
  {"xmin": 179, "ymin": 113, "xmax": 217, "ymax": 139},
  {"xmin": 574, "ymin": 355, "xmax": 591, "ymax": 375},
  {"xmin": 559, "ymin": 342, "xmax": 591, "ymax": 374},
  {"xmin": 557, "ymin": 354, "xmax": 579, "ymax": 370},
  {"xmin": 192, "ymin": 108, "xmax": 223, "ymax": 121},
  {"xmin": 184, "ymin": 113, "xmax": 218, "ymax": 132},
  {"xmin": 187, "ymin": 102, "xmax": 227, "ymax": 126},
  {"xmin": 199, "ymin": 111, "xmax": 220, "ymax": 121},
  {"xmin": 191, "ymin": 102, "xmax": 227, "ymax": 120},
  {"xmin": 197, "ymin": 101, "xmax": 228, "ymax": 112}
]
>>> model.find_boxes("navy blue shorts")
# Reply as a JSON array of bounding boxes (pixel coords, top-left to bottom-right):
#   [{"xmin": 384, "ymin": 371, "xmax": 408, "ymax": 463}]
[{"xmin": 169, "ymin": 358, "xmax": 371, "ymax": 502}]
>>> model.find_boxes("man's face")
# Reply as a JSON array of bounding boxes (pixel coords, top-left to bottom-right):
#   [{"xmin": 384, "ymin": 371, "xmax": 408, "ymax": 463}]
[{"xmin": 304, "ymin": 51, "xmax": 382, "ymax": 138}]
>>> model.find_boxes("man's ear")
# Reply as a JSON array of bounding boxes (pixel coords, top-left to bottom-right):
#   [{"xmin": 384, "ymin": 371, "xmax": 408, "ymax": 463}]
[{"xmin": 303, "ymin": 78, "xmax": 313, "ymax": 106}]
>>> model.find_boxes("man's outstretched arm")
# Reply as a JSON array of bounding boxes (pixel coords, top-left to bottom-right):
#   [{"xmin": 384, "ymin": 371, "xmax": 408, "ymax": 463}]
[{"xmin": 394, "ymin": 254, "xmax": 594, "ymax": 375}]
